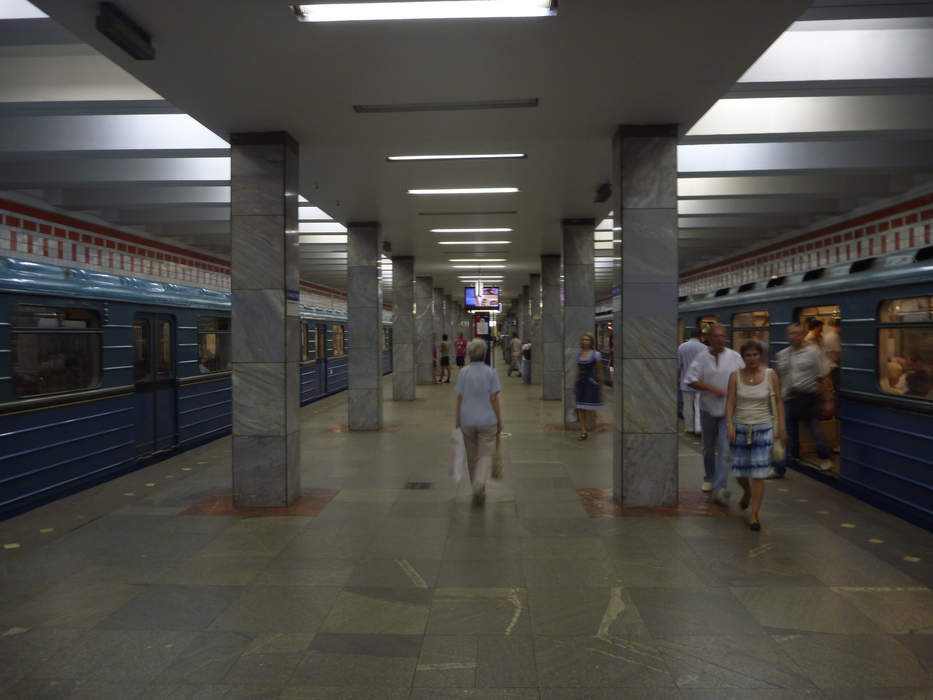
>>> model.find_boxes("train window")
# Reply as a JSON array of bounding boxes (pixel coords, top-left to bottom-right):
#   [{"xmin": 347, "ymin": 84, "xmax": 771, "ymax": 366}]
[
  {"xmin": 10, "ymin": 305, "xmax": 102, "ymax": 397},
  {"xmin": 197, "ymin": 316, "xmax": 231, "ymax": 374},
  {"xmin": 698, "ymin": 316, "xmax": 717, "ymax": 339},
  {"xmin": 878, "ymin": 297, "xmax": 933, "ymax": 400},
  {"xmin": 134, "ymin": 319, "xmax": 151, "ymax": 382},
  {"xmin": 314, "ymin": 326, "xmax": 323, "ymax": 360},
  {"xmin": 333, "ymin": 324, "xmax": 345, "ymax": 356},
  {"xmin": 157, "ymin": 321, "xmax": 172, "ymax": 376},
  {"xmin": 731, "ymin": 311, "xmax": 770, "ymax": 353},
  {"xmin": 301, "ymin": 322, "xmax": 309, "ymax": 361}
]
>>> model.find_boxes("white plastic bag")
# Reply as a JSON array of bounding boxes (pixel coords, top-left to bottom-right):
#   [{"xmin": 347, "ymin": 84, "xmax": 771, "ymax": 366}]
[{"xmin": 449, "ymin": 428, "xmax": 466, "ymax": 482}]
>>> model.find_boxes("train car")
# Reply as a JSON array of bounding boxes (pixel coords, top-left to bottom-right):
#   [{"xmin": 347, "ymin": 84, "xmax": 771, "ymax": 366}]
[
  {"xmin": 0, "ymin": 256, "xmax": 391, "ymax": 519},
  {"xmin": 678, "ymin": 247, "xmax": 933, "ymax": 529}
]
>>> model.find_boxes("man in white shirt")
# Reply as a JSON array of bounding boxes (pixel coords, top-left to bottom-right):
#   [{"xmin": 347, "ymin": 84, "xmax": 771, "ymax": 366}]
[
  {"xmin": 678, "ymin": 329, "xmax": 706, "ymax": 435},
  {"xmin": 685, "ymin": 325, "xmax": 745, "ymax": 504},
  {"xmin": 774, "ymin": 323, "xmax": 833, "ymax": 474}
]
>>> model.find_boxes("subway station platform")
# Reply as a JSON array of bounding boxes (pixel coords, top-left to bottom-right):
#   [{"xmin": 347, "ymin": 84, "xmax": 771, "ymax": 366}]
[{"xmin": 2, "ymin": 365, "xmax": 933, "ymax": 699}]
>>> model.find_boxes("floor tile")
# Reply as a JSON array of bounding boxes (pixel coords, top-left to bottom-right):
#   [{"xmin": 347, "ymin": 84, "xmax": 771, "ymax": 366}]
[
  {"xmin": 437, "ymin": 559, "xmax": 525, "ymax": 587},
  {"xmin": 731, "ymin": 586, "xmax": 886, "ymax": 633},
  {"xmin": 155, "ymin": 631, "xmax": 252, "ymax": 684},
  {"xmin": 522, "ymin": 558, "xmax": 619, "ymax": 589},
  {"xmin": 775, "ymin": 632, "xmax": 933, "ymax": 689},
  {"xmin": 414, "ymin": 634, "xmax": 477, "ymax": 687},
  {"xmin": 832, "ymin": 587, "xmax": 933, "ymax": 634},
  {"xmin": 534, "ymin": 635, "xmax": 676, "ymax": 687},
  {"xmin": 320, "ymin": 587, "xmax": 431, "ymax": 634},
  {"xmin": 656, "ymin": 634, "xmax": 816, "ymax": 689},
  {"xmin": 209, "ymin": 585, "xmax": 340, "ymax": 633},
  {"xmin": 97, "ymin": 584, "xmax": 239, "ymax": 630},
  {"xmin": 427, "ymin": 587, "xmax": 530, "ymax": 635},
  {"xmin": 629, "ymin": 587, "xmax": 766, "ymax": 637},
  {"xmin": 528, "ymin": 586, "xmax": 647, "ymax": 637},
  {"xmin": 476, "ymin": 634, "xmax": 537, "ymax": 687}
]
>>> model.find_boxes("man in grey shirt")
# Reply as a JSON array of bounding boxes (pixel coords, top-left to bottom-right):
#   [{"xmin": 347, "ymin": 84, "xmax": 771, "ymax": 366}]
[{"xmin": 774, "ymin": 323, "xmax": 832, "ymax": 475}]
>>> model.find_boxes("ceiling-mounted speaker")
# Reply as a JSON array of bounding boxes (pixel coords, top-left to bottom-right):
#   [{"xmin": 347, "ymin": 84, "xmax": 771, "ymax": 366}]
[{"xmin": 96, "ymin": 2, "xmax": 155, "ymax": 60}]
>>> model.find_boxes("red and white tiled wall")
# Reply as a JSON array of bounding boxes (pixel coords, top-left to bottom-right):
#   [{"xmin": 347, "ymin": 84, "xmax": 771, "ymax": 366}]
[
  {"xmin": 0, "ymin": 198, "xmax": 352, "ymax": 314},
  {"xmin": 679, "ymin": 193, "xmax": 933, "ymax": 296}
]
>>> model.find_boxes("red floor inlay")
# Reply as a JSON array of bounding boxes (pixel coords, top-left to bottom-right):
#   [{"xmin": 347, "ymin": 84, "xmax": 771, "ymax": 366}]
[
  {"xmin": 577, "ymin": 488, "xmax": 729, "ymax": 518},
  {"xmin": 182, "ymin": 488, "xmax": 339, "ymax": 517},
  {"xmin": 544, "ymin": 422, "xmax": 612, "ymax": 433},
  {"xmin": 328, "ymin": 423, "xmax": 401, "ymax": 433}
]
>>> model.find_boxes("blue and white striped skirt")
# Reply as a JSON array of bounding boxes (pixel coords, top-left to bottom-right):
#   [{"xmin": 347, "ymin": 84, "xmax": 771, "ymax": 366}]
[{"xmin": 730, "ymin": 423, "xmax": 773, "ymax": 479}]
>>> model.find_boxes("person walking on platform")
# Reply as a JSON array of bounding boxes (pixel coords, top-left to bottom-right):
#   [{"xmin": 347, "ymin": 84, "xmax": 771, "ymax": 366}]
[
  {"xmin": 439, "ymin": 333, "xmax": 452, "ymax": 383},
  {"xmin": 774, "ymin": 323, "xmax": 833, "ymax": 474},
  {"xmin": 685, "ymin": 324, "xmax": 745, "ymax": 504},
  {"xmin": 725, "ymin": 340, "xmax": 786, "ymax": 531},
  {"xmin": 508, "ymin": 332, "xmax": 522, "ymax": 377},
  {"xmin": 454, "ymin": 331, "xmax": 467, "ymax": 372},
  {"xmin": 575, "ymin": 332, "xmax": 604, "ymax": 441},
  {"xmin": 455, "ymin": 339, "xmax": 503, "ymax": 506},
  {"xmin": 678, "ymin": 328, "xmax": 706, "ymax": 435},
  {"xmin": 521, "ymin": 339, "xmax": 532, "ymax": 383}
]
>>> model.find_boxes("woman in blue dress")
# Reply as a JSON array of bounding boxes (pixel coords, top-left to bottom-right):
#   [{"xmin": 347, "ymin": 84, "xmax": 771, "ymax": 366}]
[{"xmin": 575, "ymin": 332, "xmax": 605, "ymax": 440}]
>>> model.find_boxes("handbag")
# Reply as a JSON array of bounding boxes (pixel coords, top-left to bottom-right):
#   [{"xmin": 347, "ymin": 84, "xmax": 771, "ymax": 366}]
[
  {"xmin": 492, "ymin": 434, "xmax": 504, "ymax": 480},
  {"xmin": 766, "ymin": 369, "xmax": 786, "ymax": 462}
]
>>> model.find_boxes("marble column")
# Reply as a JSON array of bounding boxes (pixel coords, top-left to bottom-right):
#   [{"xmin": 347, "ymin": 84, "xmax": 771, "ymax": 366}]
[
  {"xmin": 415, "ymin": 276, "xmax": 434, "ymax": 384},
  {"xmin": 563, "ymin": 219, "xmax": 595, "ymax": 429},
  {"xmin": 348, "ymin": 223, "xmax": 383, "ymax": 430},
  {"xmin": 529, "ymin": 273, "xmax": 542, "ymax": 385},
  {"xmin": 541, "ymin": 255, "xmax": 562, "ymax": 400},
  {"xmin": 391, "ymin": 256, "xmax": 415, "ymax": 401},
  {"xmin": 433, "ymin": 288, "xmax": 445, "ymax": 346},
  {"xmin": 230, "ymin": 131, "xmax": 300, "ymax": 507},
  {"xmin": 612, "ymin": 124, "xmax": 679, "ymax": 507},
  {"xmin": 520, "ymin": 286, "xmax": 529, "ymax": 343}
]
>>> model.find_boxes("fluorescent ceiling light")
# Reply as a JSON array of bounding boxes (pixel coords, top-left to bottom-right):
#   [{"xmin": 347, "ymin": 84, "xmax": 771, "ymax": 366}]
[
  {"xmin": 299, "ymin": 222, "xmax": 347, "ymax": 233},
  {"xmin": 409, "ymin": 187, "xmax": 519, "ymax": 195},
  {"xmin": 437, "ymin": 240, "xmax": 511, "ymax": 245},
  {"xmin": 432, "ymin": 228, "xmax": 512, "ymax": 233},
  {"xmin": 595, "ymin": 218, "xmax": 613, "ymax": 231},
  {"xmin": 452, "ymin": 265, "xmax": 506, "ymax": 269},
  {"xmin": 388, "ymin": 153, "xmax": 526, "ymax": 161},
  {"xmin": 0, "ymin": 0, "xmax": 48, "ymax": 19},
  {"xmin": 299, "ymin": 206, "xmax": 332, "ymax": 221},
  {"xmin": 294, "ymin": 1, "xmax": 555, "ymax": 22},
  {"xmin": 448, "ymin": 258, "xmax": 506, "ymax": 262},
  {"xmin": 299, "ymin": 235, "xmax": 347, "ymax": 244},
  {"xmin": 594, "ymin": 241, "xmax": 613, "ymax": 250},
  {"xmin": 298, "ymin": 195, "xmax": 309, "ymax": 203},
  {"xmin": 594, "ymin": 231, "xmax": 613, "ymax": 241}
]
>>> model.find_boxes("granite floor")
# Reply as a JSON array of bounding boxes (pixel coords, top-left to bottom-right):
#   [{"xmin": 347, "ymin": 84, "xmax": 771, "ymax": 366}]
[{"xmin": 2, "ymin": 365, "xmax": 933, "ymax": 699}]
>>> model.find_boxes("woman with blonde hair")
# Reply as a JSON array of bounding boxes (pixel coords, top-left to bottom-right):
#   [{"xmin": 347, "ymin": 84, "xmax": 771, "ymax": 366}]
[
  {"xmin": 574, "ymin": 332, "xmax": 604, "ymax": 440},
  {"xmin": 454, "ymin": 339, "xmax": 503, "ymax": 506}
]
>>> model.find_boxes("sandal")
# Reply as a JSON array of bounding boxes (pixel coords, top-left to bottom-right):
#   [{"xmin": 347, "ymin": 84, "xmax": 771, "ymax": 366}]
[
  {"xmin": 749, "ymin": 521, "xmax": 761, "ymax": 531},
  {"xmin": 578, "ymin": 433, "xmax": 588, "ymax": 441}
]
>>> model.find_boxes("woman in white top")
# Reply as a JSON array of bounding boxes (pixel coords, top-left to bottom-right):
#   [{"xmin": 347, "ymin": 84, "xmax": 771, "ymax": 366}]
[
  {"xmin": 455, "ymin": 339, "xmax": 503, "ymax": 507},
  {"xmin": 725, "ymin": 340, "xmax": 787, "ymax": 531}
]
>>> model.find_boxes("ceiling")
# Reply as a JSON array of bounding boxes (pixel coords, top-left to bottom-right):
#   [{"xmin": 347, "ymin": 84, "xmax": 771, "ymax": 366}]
[{"xmin": 2, "ymin": 0, "xmax": 932, "ymax": 304}]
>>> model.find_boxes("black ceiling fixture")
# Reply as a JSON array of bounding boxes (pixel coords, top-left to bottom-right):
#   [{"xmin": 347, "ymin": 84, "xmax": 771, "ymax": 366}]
[
  {"xmin": 595, "ymin": 183, "xmax": 612, "ymax": 203},
  {"xmin": 96, "ymin": 2, "xmax": 154, "ymax": 60}
]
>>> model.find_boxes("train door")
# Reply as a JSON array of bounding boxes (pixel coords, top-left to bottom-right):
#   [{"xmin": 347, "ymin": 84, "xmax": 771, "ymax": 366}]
[
  {"xmin": 795, "ymin": 305, "xmax": 842, "ymax": 475},
  {"xmin": 315, "ymin": 322, "xmax": 327, "ymax": 393},
  {"xmin": 133, "ymin": 314, "xmax": 177, "ymax": 458}
]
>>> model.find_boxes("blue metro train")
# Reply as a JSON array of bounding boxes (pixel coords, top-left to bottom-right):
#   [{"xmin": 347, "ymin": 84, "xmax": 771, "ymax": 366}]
[
  {"xmin": 0, "ymin": 257, "xmax": 392, "ymax": 518},
  {"xmin": 678, "ymin": 246, "xmax": 933, "ymax": 530}
]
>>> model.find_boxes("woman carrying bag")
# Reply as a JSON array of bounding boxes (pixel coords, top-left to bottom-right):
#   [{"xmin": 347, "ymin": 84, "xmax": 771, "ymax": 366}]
[{"xmin": 725, "ymin": 340, "xmax": 787, "ymax": 531}]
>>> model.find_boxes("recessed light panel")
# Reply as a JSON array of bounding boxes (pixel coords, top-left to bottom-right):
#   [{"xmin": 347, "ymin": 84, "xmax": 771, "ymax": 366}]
[
  {"xmin": 299, "ymin": 222, "xmax": 347, "ymax": 233},
  {"xmin": 452, "ymin": 265, "xmax": 506, "ymax": 269},
  {"xmin": 409, "ymin": 188, "xmax": 519, "ymax": 195},
  {"xmin": 294, "ymin": 1, "xmax": 555, "ymax": 22},
  {"xmin": 437, "ymin": 240, "xmax": 511, "ymax": 245},
  {"xmin": 432, "ymin": 228, "xmax": 513, "ymax": 233},
  {"xmin": 448, "ymin": 258, "xmax": 506, "ymax": 262},
  {"xmin": 299, "ymin": 235, "xmax": 348, "ymax": 244},
  {"xmin": 388, "ymin": 153, "xmax": 526, "ymax": 161}
]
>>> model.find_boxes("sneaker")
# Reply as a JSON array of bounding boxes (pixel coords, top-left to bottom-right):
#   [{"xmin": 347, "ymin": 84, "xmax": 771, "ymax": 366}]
[
  {"xmin": 766, "ymin": 467, "xmax": 783, "ymax": 480},
  {"xmin": 701, "ymin": 481, "xmax": 713, "ymax": 493},
  {"xmin": 713, "ymin": 489, "xmax": 730, "ymax": 507},
  {"xmin": 819, "ymin": 458, "xmax": 833, "ymax": 472},
  {"xmin": 472, "ymin": 491, "xmax": 486, "ymax": 507}
]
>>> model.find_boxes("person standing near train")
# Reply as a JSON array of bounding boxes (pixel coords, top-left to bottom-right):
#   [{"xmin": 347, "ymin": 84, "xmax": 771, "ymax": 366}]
[
  {"xmin": 454, "ymin": 331, "xmax": 468, "ymax": 373},
  {"xmin": 685, "ymin": 324, "xmax": 745, "ymax": 504},
  {"xmin": 678, "ymin": 328, "xmax": 705, "ymax": 435},
  {"xmin": 774, "ymin": 323, "xmax": 833, "ymax": 473}
]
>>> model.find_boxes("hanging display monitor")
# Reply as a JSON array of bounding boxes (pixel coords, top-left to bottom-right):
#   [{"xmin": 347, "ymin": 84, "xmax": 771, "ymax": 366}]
[{"xmin": 465, "ymin": 286, "xmax": 500, "ymax": 310}]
